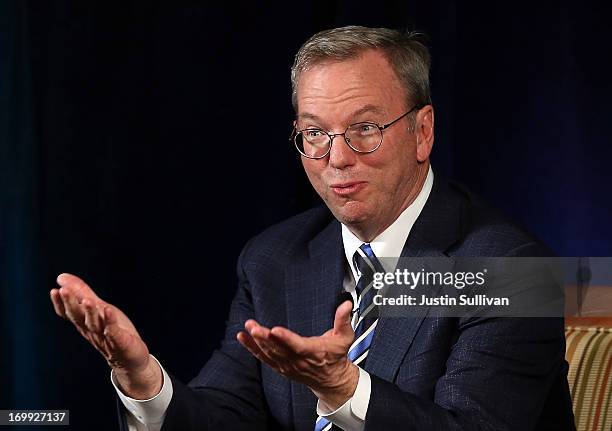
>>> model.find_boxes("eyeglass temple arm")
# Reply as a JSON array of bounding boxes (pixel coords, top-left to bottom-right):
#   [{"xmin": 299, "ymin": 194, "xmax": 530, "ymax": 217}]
[{"xmin": 379, "ymin": 105, "xmax": 423, "ymax": 130}]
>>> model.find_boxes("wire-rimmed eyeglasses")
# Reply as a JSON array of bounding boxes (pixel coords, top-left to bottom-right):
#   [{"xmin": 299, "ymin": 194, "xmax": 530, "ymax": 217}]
[{"xmin": 291, "ymin": 105, "xmax": 421, "ymax": 159}]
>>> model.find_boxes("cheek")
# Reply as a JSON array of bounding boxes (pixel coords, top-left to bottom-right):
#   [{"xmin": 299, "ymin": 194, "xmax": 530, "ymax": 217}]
[
  {"xmin": 302, "ymin": 160, "xmax": 325, "ymax": 191},
  {"xmin": 366, "ymin": 152, "xmax": 414, "ymax": 193}
]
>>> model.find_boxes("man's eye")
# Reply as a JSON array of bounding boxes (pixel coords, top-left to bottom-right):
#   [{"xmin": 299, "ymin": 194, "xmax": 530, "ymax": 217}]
[
  {"xmin": 305, "ymin": 130, "xmax": 324, "ymax": 138},
  {"xmin": 355, "ymin": 124, "xmax": 378, "ymax": 135}
]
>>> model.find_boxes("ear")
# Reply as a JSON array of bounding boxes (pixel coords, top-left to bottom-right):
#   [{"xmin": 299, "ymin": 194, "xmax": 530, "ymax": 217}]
[{"xmin": 415, "ymin": 105, "xmax": 434, "ymax": 162}]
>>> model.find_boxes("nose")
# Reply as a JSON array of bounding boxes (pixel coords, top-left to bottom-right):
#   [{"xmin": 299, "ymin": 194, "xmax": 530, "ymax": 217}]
[{"xmin": 328, "ymin": 134, "xmax": 356, "ymax": 169}]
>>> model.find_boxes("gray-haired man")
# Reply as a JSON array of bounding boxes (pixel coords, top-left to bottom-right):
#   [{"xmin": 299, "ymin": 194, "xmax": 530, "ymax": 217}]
[{"xmin": 51, "ymin": 26, "xmax": 575, "ymax": 430}]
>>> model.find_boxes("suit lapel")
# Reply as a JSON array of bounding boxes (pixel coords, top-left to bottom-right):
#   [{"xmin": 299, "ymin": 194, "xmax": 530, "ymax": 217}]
[
  {"xmin": 286, "ymin": 219, "xmax": 345, "ymax": 430},
  {"xmin": 365, "ymin": 178, "xmax": 465, "ymax": 381},
  {"xmin": 364, "ymin": 255, "xmax": 444, "ymax": 381}
]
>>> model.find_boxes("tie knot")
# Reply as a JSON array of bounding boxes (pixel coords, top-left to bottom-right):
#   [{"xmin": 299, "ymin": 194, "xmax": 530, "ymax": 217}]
[{"xmin": 352, "ymin": 243, "xmax": 378, "ymax": 277}]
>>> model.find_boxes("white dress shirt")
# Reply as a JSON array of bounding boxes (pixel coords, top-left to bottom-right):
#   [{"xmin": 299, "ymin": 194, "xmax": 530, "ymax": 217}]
[{"xmin": 113, "ymin": 166, "xmax": 434, "ymax": 431}]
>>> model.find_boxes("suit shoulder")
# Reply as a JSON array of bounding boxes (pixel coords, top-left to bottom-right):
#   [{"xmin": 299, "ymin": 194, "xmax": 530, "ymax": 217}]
[{"xmin": 239, "ymin": 205, "xmax": 335, "ymax": 263}]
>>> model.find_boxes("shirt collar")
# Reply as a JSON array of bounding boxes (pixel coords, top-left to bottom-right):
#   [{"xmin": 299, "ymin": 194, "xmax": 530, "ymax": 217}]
[{"xmin": 341, "ymin": 165, "xmax": 434, "ymax": 279}]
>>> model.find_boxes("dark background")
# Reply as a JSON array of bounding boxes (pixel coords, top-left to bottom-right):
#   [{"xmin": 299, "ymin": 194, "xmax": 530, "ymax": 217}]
[{"xmin": 2, "ymin": 1, "xmax": 611, "ymax": 429}]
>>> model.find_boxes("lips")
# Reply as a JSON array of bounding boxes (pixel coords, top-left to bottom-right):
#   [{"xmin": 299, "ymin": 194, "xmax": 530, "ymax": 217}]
[{"xmin": 329, "ymin": 181, "xmax": 366, "ymax": 196}]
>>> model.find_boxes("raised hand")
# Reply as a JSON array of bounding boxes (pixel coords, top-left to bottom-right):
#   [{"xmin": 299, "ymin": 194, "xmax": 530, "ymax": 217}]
[
  {"xmin": 50, "ymin": 273, "xmax": 162, "ymax": 399},
  {"xmin": 237, "ymin": 300, "xmax": 359, "ymax": 409}
]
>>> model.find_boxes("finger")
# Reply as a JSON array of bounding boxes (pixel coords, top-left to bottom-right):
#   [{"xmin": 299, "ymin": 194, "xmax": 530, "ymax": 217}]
[
  {"xmin": 245, "ymin": 322, "xmax": 292, "ymax": 361},
  {"xmin": 237, "ymin": 331, "xmax": 281, "ymax": 369},
  {"xmin": 244, "ymin": 319, "xmax": 270, "ymax": 335},
  {"xmin": 58, "ymin": 286, "xmax": 86, "ymax": 325},
  {"xmin": 237, "ymin": 331, "xmax": 265, "ymax": 358},
  {"xmin": 83, "ymin": 299, "xmax": 102, "ymax": 334},
  {"xmin": 56, "ymin": 273, "xmax": 99, "ymax": 303},
  {"xmin": 50, "ymin": 289, "xmax": 67, "ymax": 319},
  {"xmin": 245, "ymin": 320, "xmax": 278, "ymax": 350},
  {"xmin": 269, "ymin": 326, "xmax": 309, "ymax": 356},
  {"xmin": 257, "ymin": 335, "xmax": 296, "ymax": 364},
  {"xmin": 332, "ymin": 300, "xmax": 354, "ymax": 337}
]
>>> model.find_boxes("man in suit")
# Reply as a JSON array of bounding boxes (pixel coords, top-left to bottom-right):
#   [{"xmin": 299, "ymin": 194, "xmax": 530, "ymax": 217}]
[{"xmin": 50, "ymin": 26, "xmax": 575, "ymax": 430}]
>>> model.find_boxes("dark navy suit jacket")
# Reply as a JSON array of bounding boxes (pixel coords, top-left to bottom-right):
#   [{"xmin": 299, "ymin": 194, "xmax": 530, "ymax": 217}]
[{"xmin": 120, "ymin": 178, "xmax": 575, "ymax": 430}]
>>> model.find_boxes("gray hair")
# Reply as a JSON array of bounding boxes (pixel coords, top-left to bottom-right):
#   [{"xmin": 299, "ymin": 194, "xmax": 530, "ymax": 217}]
[{"xmin": 291, "ymin": 25, "xmax": 432, "ymax": 113}]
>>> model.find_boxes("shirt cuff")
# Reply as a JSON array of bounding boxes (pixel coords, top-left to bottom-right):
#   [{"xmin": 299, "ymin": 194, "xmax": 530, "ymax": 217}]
[
  {"xmin": 316, "ymin": 367, "xmax": 371, "ymax": 430},
  {"xmin": 111, "ymin": 355, "xmax": 173, "ymax": 426}
]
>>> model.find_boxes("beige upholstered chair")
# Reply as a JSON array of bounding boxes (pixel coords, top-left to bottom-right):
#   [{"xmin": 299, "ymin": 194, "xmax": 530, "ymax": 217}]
[{"xmin": 565, "ymin": 317, "xmax": 612, "ymax": 431}]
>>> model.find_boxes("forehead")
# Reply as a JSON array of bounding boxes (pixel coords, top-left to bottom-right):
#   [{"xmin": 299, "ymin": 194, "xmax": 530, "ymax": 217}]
[{"xmin": 296, "ymin": 49, "xmax": 406, "ymax": 122}]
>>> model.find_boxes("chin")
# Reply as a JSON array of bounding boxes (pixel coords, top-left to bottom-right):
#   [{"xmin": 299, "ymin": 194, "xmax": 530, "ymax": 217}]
[{"xmin": 331, "ymin": 201, "xmax": 372, "ymax": 226}]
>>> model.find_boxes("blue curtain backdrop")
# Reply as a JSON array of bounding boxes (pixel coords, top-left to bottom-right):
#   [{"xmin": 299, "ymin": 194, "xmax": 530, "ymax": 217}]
[{"xmin": 2, "ymin": 1, "xmax": 611, "ymax": 429}]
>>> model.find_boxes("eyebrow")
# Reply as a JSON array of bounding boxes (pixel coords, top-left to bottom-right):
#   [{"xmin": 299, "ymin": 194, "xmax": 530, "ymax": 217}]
[{"xmin": 298, "ymin": 104, "xmax": 387, "ymax": 124}]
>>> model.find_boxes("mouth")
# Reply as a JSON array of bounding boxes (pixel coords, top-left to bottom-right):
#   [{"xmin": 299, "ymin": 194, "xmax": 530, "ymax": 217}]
[{"xmin": 329, "ymin": 181, "xmax": 367, "ymax": 196}]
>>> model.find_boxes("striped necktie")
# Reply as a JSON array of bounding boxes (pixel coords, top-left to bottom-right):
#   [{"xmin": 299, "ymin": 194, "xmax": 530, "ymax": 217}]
[
  {"xmin": 349, "ymin": 243, "xmax": 384, "ymax": 364},
  {"xmin": 314, "ymin": 243, "xmax": 384, "ymax": 431}
]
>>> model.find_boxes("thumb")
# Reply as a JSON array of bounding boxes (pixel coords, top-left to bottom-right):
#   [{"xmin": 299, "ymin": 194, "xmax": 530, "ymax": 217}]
[
  {"xmin": 333, "ymin": 300, "xmax": 354, "ymax": 337},
  {"xmin": 102, "ymin": 306, "xmax": 149, "ymax": 372},
  {"xmin": 103, "ymin": 306, "xmax": 132, "ymax": 352}
]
